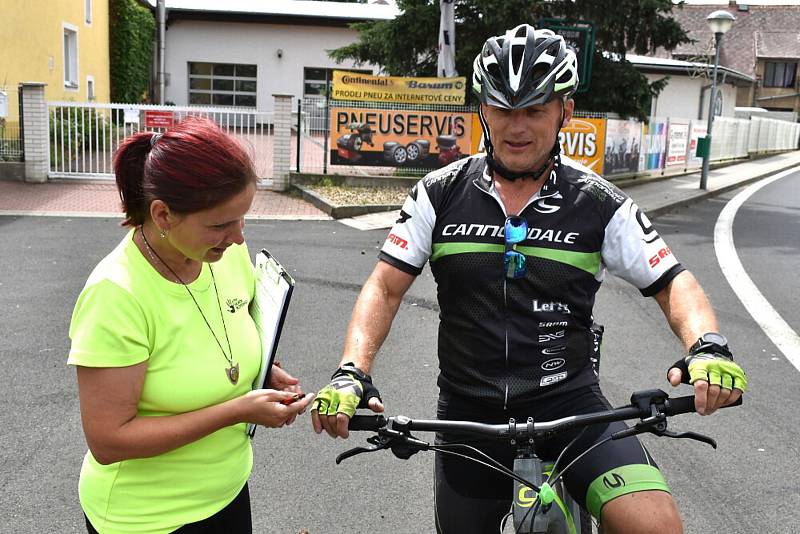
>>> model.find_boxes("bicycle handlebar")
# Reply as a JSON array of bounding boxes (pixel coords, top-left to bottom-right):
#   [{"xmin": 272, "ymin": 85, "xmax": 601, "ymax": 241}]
[{"xmin": 348, "ymin": 390, "xmax": 741, "ymax": 439}]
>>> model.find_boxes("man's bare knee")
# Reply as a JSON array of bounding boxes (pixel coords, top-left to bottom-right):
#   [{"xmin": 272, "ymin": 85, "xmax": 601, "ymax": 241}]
[{"xmin": 600, "ymin": 490, "xmax": 683, "ymax": 534}]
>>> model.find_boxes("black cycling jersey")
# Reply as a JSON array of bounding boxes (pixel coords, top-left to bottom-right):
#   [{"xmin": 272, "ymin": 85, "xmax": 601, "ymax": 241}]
[{"xmin": 379, "ymin": 154, "xmax": 684, "ymax": 409}]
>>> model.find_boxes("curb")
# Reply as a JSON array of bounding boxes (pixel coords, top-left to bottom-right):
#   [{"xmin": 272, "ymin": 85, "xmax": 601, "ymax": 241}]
[
  {"xmin": 291, "ymin": 184, "xmax": 402, "ymax": 219},
  {"xmin": 644, "ymin": 160, "xmax": 800, "ymax": 218}
]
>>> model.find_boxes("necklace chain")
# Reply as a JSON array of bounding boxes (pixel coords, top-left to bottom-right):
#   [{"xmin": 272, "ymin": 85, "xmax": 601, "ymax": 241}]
[{"xmin": 140, "ymin": 227, "xmax": 238, "ymax": 384}]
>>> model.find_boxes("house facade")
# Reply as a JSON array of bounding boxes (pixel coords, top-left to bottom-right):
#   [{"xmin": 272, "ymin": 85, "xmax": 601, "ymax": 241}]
[
  {"xmin": 0, "ymin": 0, "xmax": 111, "ymax": 123},
  {"xmin": 657, "ymin": 1, "xmax": 800, "ymax": 113},
  {"xmin": 627, "ymin": 54, "xmax": 755, "ymax": 120},
  {"xmin": 143, "ymin": 0, "xmax": 397, "ymax": 112}
]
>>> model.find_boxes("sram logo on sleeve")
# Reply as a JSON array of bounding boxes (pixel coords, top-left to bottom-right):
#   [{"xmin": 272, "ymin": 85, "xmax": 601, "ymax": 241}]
[
  {"xmin": 649, "ymin": 247, "xmax": 672, "ymax": 268},
  {"xmin": 387, "ymin": 233, "xmax": 409, "ymax": 250}
]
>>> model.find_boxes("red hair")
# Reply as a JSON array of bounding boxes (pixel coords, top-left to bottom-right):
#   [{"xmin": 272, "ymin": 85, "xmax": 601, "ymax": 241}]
[{"xmin": 114, "ymin": 116, "xmax": 257, "ymax": 227}]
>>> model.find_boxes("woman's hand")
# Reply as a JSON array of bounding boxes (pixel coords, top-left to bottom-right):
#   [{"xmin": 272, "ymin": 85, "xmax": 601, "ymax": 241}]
[
  {"xmin": 268, "ymin": 364, "xmax": 304, "ymax": 425},
  {"xmin": 237, "ymin": 389, "xmax": 315, "ymax": 428},
  {"xmin": 268, "ymin": 363, "xmax": 300, "ymax": 392}
]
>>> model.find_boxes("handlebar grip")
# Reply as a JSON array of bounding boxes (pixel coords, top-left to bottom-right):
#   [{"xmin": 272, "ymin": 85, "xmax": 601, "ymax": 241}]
[
  {"xmin": 348, "ymin": 415, "xmax": 386, "ymax": 431},
  {"xmin": 664, "ymin": 395, "xmax": 743, "ymax": 416}
]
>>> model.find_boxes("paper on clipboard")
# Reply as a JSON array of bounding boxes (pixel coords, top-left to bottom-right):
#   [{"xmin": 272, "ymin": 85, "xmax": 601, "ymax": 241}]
[{"xmin": 247, "ymin": 249, "xmax": 295, "ymax": 437}]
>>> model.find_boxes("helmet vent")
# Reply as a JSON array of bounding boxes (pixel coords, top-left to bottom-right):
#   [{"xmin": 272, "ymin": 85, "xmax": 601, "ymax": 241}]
[
  {"xmin": 532, "ymin": 63, "xmax": 548, "ymax": 81},
  {"xmin": 511, "ymin": 45, "xmax": 525, "ymax": 76}
]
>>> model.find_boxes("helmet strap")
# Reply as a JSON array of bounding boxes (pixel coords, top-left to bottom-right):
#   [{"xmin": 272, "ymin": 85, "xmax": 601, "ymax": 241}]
[{"xmin": 486, "ymin": 142, "xmax": 560, "ymax": 182}]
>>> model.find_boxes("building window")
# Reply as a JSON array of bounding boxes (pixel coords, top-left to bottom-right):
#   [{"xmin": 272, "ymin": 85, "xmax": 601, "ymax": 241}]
[
  {"xmin": 87, "ymin": 76, "xmax": 95, "ymax": 101},
  {"xmin": 85, "ymin": 0, "xmax": 92, "ymax": 25},
  {"xmin": 63, "ymin": 26, "xmax": 78, "ymax": 89},
  {"xmin": 763, "ymin": 61, "xmax": 797, "ymax": 88},
  {"xmin": 188, "ymin": 62, "xmax": 257, "ymax": 107},
  {"xmin": 303, "ymin": 67, "xmax": 372, "ymax": 98}
]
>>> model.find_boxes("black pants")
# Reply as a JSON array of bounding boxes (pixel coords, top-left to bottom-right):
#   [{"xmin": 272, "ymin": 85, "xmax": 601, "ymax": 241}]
[
  {"xmin": 434, "ymin": 385, "xmax": 658, "ymax": 534},
  {"xmin": 85, "ymin": 483, "xmax": 252, "ymax": 533}
]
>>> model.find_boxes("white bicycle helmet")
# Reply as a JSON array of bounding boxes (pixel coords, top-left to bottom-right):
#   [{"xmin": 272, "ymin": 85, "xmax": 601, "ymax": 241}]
[{"xmin": 472, "ymin": 24, "xmax": 579, "ymax": 109}]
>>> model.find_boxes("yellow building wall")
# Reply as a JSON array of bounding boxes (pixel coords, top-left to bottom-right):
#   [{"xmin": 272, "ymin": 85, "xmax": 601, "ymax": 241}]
[{"xmin": 0, "ymin": 0, "xmax": 111, "ymax": 124}]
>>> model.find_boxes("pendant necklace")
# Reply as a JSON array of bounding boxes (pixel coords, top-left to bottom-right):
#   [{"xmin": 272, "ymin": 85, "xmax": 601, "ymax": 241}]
[{"xmin": 140, "ymin": 227, "xmax": 240, "ymax": 385}]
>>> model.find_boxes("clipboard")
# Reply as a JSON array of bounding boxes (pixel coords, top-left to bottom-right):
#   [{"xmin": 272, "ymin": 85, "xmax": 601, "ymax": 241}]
[{"xmin": 247, "ymin": 249, "xmax": 295, "ymax": 437}]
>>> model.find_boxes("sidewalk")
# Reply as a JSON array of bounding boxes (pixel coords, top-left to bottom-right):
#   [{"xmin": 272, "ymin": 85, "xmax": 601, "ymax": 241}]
[
  {"xmin": 1, "ymin": 151, "xmax": 799, "ymax": 225},
  {"xmin": 0, "ymin": 180, "xmax": 330, "ymax": 220}
]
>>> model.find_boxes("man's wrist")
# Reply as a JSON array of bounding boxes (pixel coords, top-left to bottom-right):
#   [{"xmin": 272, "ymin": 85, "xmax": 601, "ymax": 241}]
[
  {"xmin": 334, "ymin": 362, "xmax": 372, "ymax": 382},
  {"xmin": 688, "ymin": 332, "xmax": 732, "ymax": 359}
]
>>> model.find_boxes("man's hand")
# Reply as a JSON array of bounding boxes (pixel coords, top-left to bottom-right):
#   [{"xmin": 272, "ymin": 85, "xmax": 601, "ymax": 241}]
[
  {"xmin": 311, "ymin": 364, "xmax": 384, "ymax": 439},
  {"xmin": 668, "ymin": 352, "xmax": 747, "ymax": 415}
]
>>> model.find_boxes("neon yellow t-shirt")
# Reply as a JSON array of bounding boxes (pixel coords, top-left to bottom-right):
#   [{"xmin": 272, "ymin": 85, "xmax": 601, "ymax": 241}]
[{"xmin": 68, "ymin": 229, "xmax": 261, "ymax": 534}]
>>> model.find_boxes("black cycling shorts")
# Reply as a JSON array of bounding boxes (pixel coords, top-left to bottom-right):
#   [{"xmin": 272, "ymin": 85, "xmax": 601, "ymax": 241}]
[{"xmin": 434, "ymin": 384, "xmax": 670, "ymax": 534}]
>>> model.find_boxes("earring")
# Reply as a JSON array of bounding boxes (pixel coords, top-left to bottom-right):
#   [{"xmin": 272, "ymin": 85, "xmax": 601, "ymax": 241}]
[{"xmin": 159, "ymin": 229, "xmax": 167, "ymax": 239}]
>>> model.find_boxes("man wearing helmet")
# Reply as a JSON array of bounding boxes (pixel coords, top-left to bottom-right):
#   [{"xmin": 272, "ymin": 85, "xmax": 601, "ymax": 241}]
[{"xmin": 312, "ymin": 24, "xmax": 747, "ymax": 534}]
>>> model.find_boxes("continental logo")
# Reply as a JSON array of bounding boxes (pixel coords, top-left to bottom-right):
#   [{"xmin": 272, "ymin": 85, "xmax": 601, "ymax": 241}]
[{"xmin": 341, "ymin": 75, "xmax": 389, "ymax": 86}]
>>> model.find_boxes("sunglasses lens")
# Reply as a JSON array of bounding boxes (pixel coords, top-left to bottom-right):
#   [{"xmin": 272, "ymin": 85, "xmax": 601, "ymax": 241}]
[
  {"xmin": 504, "ymin": 251, "xmax": 527, "ymax": 279},
  {"xmin": 505, "ymin": 217, "xmax": 528, "ymax": 244}
]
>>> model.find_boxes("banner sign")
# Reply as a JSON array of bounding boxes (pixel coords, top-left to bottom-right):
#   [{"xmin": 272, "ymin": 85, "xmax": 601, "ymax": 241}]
[
  {"xmin": 687, "ymin": 121, "xmax": 707, "ymax": 166},
  {"xmin": 645, "ymin": 120, "xmax": 667, "ymax": 170},
  {"xmin": 331, "ymin": 70, "xmax": 466, "ymax": 105},
  {"xmin": 329, "ymin": 106, "xmax": 472, "ymax": 168},
  {"xmin": 144, "ymin": 110, "xmax": 174, "ymax": 129},
  {"xmin": 604, "ymin": 119, "xmax": 643, "ymax": 176},
  {"xmin": 559, "ymin": 117, "xmax": 606, "ymax": 174},
  {"xmin": 666, "ymin": 120, "xmax": 690, "ymax": 167}
]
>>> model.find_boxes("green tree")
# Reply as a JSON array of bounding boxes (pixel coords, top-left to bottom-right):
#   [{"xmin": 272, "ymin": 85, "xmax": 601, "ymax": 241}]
[
  {"xmin": 329, "ymin": 0, "xmax": 691, "ymax": 120},
  {"xmin": 110, "ymin": 0, "xmax": 156, "ymax": 103}
]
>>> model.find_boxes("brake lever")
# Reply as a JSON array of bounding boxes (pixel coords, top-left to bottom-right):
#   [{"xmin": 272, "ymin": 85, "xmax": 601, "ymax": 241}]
[
  {"xmin": 611, "ymin": 419, "xmax": 717, "ymax": 449},
  {"xmin": 335, "ymin": 435, "xmax": 391, "ymax": 464},
  {"xmin": 657, "ymin": 429, "xmax": 717, "ymax": 449}
]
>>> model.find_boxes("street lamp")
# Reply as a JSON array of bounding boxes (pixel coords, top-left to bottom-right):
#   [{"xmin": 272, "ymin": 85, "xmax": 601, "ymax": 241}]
[{"xmin": 699, "ymin": 10, "xmax": 735, "ymax": 190}]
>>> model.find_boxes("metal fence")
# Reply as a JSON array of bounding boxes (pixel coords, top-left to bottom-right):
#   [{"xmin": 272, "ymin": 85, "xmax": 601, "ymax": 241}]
[
  {"xmin": 47, "ymin": 102, "xmax": 274, "ymax": 180},
  {"xmin": 0, "ymin": 120, "xmax": 23, "ymax": 161}
]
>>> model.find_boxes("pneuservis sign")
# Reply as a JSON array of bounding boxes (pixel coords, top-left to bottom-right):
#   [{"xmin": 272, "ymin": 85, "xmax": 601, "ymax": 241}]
[
  {"xmin": 558, "ymin": 117, "xmax": 606, "ymax": 174},
  {"xmin": 329, "ymin": 106, "xmax": 472, "ymax": 168}
]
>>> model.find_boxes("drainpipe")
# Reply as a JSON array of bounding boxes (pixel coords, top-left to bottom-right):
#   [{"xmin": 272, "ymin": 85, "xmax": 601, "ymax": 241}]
[{"xmin": 158, "ymin": 0, "xmax": 166, "ymax": 105}]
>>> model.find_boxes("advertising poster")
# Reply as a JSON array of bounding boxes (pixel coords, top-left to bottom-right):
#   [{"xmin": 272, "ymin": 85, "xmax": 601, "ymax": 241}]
[
  {"xmin": 644, "ymin": 120, "xmax": 667, "ymax": 170},
  {"xmin": 666, "ymin": 120, "xmax": 690, "ymax": 167},
  {"xmin": 638, "ymin": 123, "xmax": 648, "ymax": 171},
  {"xmin": 603, "ymin": 119, "xmax": 643, "ymax": 175},
  {"xmin": 331, "ymin": 71, "xmax": 466, "ymax": 105},
  {"xmin": 329, "ymin": 106, "xmax": 472, "ymax": 168},
  {"xmin": 687, "ymin": 122, "xmax": 708, "ymax": 167},
  {"xmin": 559, "ymin": 117, "xmax": 606, "ymax": 174}
]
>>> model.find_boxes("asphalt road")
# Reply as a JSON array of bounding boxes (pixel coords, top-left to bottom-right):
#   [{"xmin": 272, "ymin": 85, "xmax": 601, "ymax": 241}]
[{"xmin": 1, "ymin": 173, "xmax": 798, "ymax": 533}]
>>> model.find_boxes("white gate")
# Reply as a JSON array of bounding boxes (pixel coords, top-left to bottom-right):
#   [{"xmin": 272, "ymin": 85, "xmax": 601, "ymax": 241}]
[{"xmin": 47, "ymin": 102, "xmax": 274, "ymax": 180}]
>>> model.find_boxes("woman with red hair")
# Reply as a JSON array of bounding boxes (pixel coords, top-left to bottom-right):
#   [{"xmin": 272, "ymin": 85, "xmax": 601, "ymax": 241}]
[{"xmin": 68, "ymin": 117, "xmax": 312, "ymax": 533}]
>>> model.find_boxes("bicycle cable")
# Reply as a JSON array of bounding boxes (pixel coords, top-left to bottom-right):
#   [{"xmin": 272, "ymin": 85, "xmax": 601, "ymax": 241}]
[
  {"xmin": 545, "ymin": 426, "xmax": 589, "ymax": 486},
  {"xmin": 547, "ymin": 434, "xmax": 614, "ymax": 488},
  {"xmin": 430, "ymin": 445, "xmax": 538, "ymax": 490}
]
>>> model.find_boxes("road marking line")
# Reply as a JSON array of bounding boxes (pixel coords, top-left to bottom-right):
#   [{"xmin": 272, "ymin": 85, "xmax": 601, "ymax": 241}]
[{"xmin": 714, "ymin": 167, "xmax": 800, "ymax": 373}]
